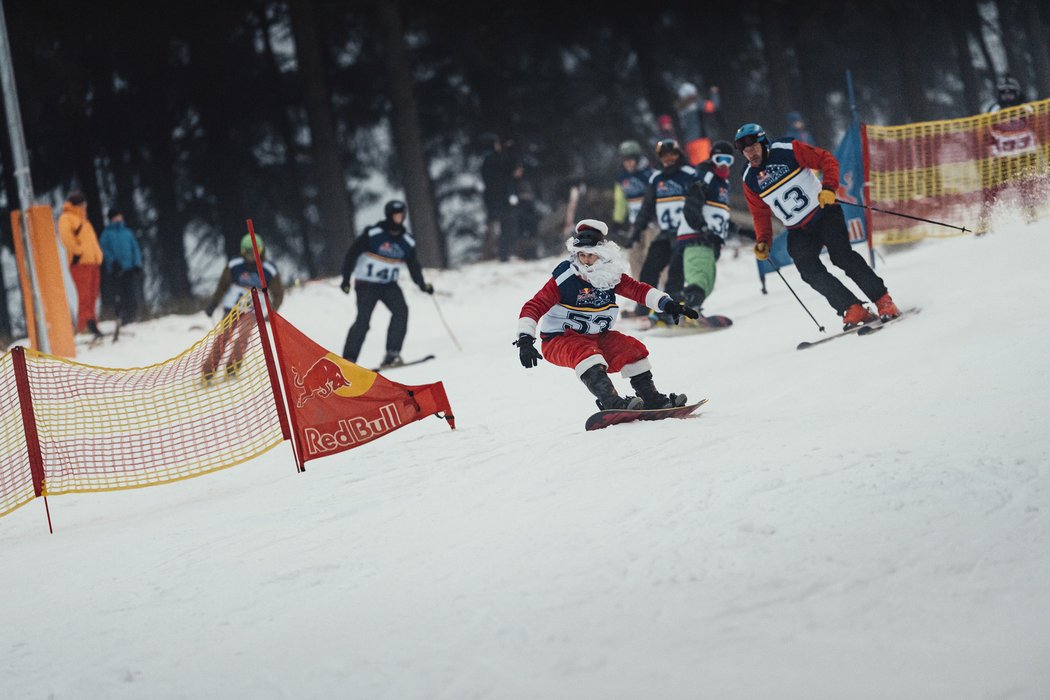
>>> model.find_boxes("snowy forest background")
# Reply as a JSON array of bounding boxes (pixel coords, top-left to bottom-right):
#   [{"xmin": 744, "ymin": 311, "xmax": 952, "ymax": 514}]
[{"xmin": 0, "ymin": 0, "xmax": 1048, "ymax": 339}]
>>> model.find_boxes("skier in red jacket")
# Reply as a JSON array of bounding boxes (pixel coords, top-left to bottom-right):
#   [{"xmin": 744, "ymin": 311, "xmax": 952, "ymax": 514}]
[{"xmin": 735, "ymin": 123, "xmax": 901, "ymax": 329}]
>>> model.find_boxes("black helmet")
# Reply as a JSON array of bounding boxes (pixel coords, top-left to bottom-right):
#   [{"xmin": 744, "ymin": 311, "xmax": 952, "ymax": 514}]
[
  {"xmin": 572, "ymin": 219, "xmax": 608, "ymax": 247},
  {"xmin": 711, "ymin": 140, "xmax": 734, "ymax": 156},
  {"xmin": 655, "ymin": 139, "xmax": 682, "ymax": 157},
  {"xmin": 384, "ymin": 200, "xmax": 407, "ymax": 219}
]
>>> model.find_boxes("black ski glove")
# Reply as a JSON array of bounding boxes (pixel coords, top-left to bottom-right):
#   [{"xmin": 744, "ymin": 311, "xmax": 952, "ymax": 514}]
[
  {"xmin": 514, "ymin": 333, "xmax": 542, "ymax": 368},
  {"xmin": 624, "ymin": 229, "xmax": 642, "ymax": 249},
  {"xmin": 420, "ymin": 282, "xmax": 434, "ymax": 295},
  {"xmin": 340, "ymin": 280, "xmax": 351, "ymax": 294},
  {"xmin": 204, "ymin": 304, "xmax": 216, "ymax": 317},
  {"xmin": 663, "ymin": 300, "xmax": 700, "ymax": 325}
]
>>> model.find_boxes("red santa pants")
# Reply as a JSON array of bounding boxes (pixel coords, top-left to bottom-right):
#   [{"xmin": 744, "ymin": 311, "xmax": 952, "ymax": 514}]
[
  {"xmin": 542, "ymin": 330, "xmax": 650, "ymax": 378},
  {"xmin": 70, "ymin": 263, "xmax": 100, "ymax": 331}
]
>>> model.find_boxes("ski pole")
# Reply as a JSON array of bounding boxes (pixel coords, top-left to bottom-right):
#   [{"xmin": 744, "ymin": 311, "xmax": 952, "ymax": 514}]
[
  {"xmin": 837, "ymin": 200, "xmax": 971, "ymax": 234},
  {"xmin": 769, "ymin": 260, "xmax": 825, "ymax": 333},
  {"xmin": 431, "ymin": 294, "xmax": 462, "ymax": 352}
]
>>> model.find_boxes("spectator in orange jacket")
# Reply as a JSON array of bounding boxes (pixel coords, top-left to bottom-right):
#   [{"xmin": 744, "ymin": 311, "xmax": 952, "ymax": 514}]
[{"xmin": 57, "ymin": 191, "xmax": 104, "ymax": 337}]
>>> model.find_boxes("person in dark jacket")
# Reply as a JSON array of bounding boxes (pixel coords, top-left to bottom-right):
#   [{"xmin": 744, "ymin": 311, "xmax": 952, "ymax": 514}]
[
  {"xmin": 340, "ymin": 200, "xmax": 434, "ymax": 367},
  {"xmin": 98, "ymin": 208, "xmax": 143, "ymax": 326}
]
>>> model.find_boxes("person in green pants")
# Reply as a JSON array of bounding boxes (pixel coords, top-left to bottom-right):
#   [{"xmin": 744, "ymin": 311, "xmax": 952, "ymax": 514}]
[{"xmin": 675, "ymin": 140, "xmax": 735, "ymax": 316}]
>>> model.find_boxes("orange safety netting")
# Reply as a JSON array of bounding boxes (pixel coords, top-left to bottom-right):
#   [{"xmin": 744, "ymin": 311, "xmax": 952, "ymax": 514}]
[
  {"xmin": 866, "ymin": 97, "xmax": 1050, "ymax": 242},
  {"xmin": 0, "ymin": 294, "xmax": 285, "ymax": 518}
]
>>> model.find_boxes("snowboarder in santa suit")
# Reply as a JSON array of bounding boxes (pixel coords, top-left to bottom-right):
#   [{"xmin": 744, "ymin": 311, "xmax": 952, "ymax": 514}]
[
  {"xmin": 674, "ymin": 140, "xmax": 736, "ymax": 316},
  {"xmin": 735, "ymin": 123, "xmax": 901, "ymax": 329},
  {"xmin": 515, "ymin": 219, "xmax": 698, "ymax": 411},
  {"xmin": 340, "ymin": 199, "xmax": 435, "ymax": 367}
]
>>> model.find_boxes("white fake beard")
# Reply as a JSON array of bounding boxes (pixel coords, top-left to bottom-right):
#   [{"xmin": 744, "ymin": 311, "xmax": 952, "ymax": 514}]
[{"xmin": 571, "ymin": 255, "xmax": 627, "ymax": 290}]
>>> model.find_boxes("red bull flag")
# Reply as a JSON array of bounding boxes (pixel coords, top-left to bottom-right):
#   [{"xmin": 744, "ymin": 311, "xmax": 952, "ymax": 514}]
[{"xmin": 269, "ymin": 311, "xmax": 454, "ymax": 464}]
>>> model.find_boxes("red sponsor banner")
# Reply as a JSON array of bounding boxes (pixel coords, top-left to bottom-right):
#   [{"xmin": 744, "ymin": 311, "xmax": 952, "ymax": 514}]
[{"xmin": 269, "ymin": 311, "xmax": 454, "ymax": 463}]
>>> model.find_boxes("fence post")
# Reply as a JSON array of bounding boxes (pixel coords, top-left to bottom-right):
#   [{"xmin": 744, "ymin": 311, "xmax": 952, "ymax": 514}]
[{"xmin": 11, "ymin": 346, "xmax": 52, "ymax": 532}]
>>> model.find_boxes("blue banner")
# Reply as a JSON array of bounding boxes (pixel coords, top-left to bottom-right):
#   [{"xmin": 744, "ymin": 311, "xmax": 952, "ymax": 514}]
[{"xmin": 833, "ymin": 118, "xmax": 868, "ymax": 245}]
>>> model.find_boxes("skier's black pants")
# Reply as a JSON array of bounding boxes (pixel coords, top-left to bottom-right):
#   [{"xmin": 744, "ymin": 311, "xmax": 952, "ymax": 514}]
[
  {"xmin": 786, "ymin": 205, "xmax": 887, "ymax": 314},
  {"xmin": 342, "ymin": 282, "xmax": 408, "ymax": 362},
  {"xmin": 638, "ymin": 235, "xmax": 684, "ymax": 300}
]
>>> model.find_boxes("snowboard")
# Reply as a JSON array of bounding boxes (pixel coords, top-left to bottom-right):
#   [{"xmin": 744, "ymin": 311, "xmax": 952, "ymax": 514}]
[
  {"xmin": 370, "ymin": 354, "xmax": 436, "ymax": 372},
  {"xmin": 796, "ymin": 307, "xmax": 920, "ymax": 350},
  {"xmin": 585, "ymin": 398, "xmax": 708, "ymax": 431},
  {"xmin": 644, "ymin": 315, "xmax": 733, "ymax": 337}
]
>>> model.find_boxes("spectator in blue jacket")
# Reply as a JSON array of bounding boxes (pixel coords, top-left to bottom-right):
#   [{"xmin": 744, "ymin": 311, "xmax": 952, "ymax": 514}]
[
  {"xmin": 784, "ymin": 111, "xmax": 814, "ymax": 145},
  {"xmin": 98, "ymin": 208, "xmax": 143, "ymax": 325}
]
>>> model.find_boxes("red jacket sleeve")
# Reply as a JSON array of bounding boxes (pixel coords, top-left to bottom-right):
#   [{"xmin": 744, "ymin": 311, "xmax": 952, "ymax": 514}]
[
  {"xmin": 792, "ymin": 141, "xmax": 839, "ymax": 190},
  {"xmin": 613, "ymin": 274, "xmax": 665, "ymax": 310},
  {"xmin": 519, "ymin": 277, "xmax": 561, "ymax": 327},
  {"xmin": 744, "ymin": 185, "xmax": 774, "ymax": 246}
]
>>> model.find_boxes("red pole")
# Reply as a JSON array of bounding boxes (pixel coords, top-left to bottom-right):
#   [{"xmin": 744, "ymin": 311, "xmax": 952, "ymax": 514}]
[
  {"xmin": 11, "ymin": 347, "xmax": 53, "ymax": 533},
  {"xmin": 246, "ymin": 221, "xmax": 307, "ymax": 472}
]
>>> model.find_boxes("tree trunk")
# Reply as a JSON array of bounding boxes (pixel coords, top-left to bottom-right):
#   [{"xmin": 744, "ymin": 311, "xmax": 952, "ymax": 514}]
[
  {"xmin": 288, "ymin": 0, "xmax": 356, "ymax": 277},
  {"xmin": 995, "ymin": 0, "xmax": 1032, "ymax": 88},
  {"xmin": 759, "ymin": 2, "xmax": 795, "ymax": 127},
  {"xmin": 948, "ymin": 8, "xmax": 982, "ymax": 116},
  {"xmin": 1025, "ymin": 2, "xmax": 1050, "ymax": 99},
  {"xmin": 374, "ymin": 1, "xmax": 446, "ymax": 268}
]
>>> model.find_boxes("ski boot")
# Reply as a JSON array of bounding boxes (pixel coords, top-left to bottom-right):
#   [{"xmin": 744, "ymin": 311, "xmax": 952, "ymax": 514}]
[
  {"xmin": 86, "ymin": 319, "xmax": 105, "ymax": 340},
  {"xmin": 630, "ymin": 370, "xmax": 687, "ymax": 410},
  {"xmin": 842, "ymin": 303, "xmax": 876, "ymax": 330},
  {"xmin": 580, "ymin": 365, "xmax": 642, "ymax": 411},
  {"xmin": 683, "ymin": 285, "xmax": 706, "ymax": 317},
  {"xmin": 380, "ymin": 351, "xmax": 404, "ymax": 368},
  {"xmin": 648, "ymin": 310, "xmax": 675, "ymax": 328},
  {"xmin": 874, "ymin": 293, "xmax": 901, "ymax": 322}
]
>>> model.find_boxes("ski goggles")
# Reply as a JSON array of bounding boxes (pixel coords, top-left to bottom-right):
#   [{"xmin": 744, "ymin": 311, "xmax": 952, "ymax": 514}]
[
  {"xmin": 712, "ymin": 153, "xmax": 735, "ymax": 167},
  {"xmin": 734, "ymin": 134, "xmax": 762, "ymax": 150}
]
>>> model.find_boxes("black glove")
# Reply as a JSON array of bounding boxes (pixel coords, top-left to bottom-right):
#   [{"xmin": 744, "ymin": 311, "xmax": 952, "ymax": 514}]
[
  {"xmin": 71, "ymin": 254, "xmax": 81, "ymax": 266},
  {"xmin": 513, "ymin": 333, "xmax": 542, "ymax": 368},
  {"xmin": 624, "ymin": 229, "xmax": 642, "ymax": 249},
  {"xmin": 420, "ymin": 282, "xmax": 434, "ymax": 295},
  {"xmin": 663, "ymin": 300, "xmax": 700, "ymax": 325},
  {"xmin": 204, "ymin": 304, "xmax": 216, "ymax": 317},
  {"xmin": 340, "ymin": 280, "xmax": 351, "ymax": 294}
]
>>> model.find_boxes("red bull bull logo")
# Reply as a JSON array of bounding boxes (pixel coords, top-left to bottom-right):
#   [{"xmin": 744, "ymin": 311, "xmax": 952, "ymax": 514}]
[
  {"xmin": 292, "ymin": 357, "xmax": 353, "ymax": 407},
  {"xmin": 303, "ymin": 403, "xmax": 403, "ymax": 456}
]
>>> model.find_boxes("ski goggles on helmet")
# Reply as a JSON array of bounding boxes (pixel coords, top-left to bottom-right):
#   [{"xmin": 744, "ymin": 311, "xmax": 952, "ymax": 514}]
[
  {"xmin": 734, "ymin": 134, "xmax": 762, "ymax": 151},
  {"xmin": 712, "ymin": 153, "xmax": 735, "ymax": 167}
]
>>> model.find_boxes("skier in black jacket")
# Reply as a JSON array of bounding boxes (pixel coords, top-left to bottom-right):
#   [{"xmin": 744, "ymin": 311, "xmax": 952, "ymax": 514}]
[{"xmin": 340, "ymin": 200, "xmax": 434, "ymax": 367}]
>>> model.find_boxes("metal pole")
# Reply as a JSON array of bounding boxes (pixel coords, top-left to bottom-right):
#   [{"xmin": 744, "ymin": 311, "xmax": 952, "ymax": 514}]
[{"xmin": 0, "ymin": 0, "xmax": 49, "ymax": 352}]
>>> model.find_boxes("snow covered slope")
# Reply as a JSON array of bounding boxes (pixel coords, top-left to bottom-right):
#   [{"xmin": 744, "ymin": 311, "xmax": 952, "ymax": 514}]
[{"xmin": 2, "ymin": 221, "xmax": 1048, "ymax": 700}]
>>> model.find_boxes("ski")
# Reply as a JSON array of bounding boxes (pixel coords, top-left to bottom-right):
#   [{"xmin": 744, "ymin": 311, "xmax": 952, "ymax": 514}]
[
  {"xmin": 857, "ymin": 307, "xmax": 921, "ymax": 337},
  {"xmin": 585, "ymin": 398, "xmax": 708, "ymax": 431},
  {"xmin": 370, "ymin": 354, "xmax": 436, "ymax": 372},
  {"xmin": 797, "ymin": 307, "xmax": 920, "ymax": 350}
]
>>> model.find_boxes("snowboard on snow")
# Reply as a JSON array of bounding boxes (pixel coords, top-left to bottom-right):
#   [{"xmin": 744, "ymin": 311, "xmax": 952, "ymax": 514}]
[
  {"xmin": 644, "ymin": 315, "xmax": 733, "ymax": 337},
  {"xmin": 370, "ymin": 354, "xmax": 436, "ymax": 372},
  {"xmin": 585, "ymin": 398, "xmax": 708, "ymax": 431},
  {"xmin": 796, "ymin": 307, "xmax": 920, "ymax": 350}
]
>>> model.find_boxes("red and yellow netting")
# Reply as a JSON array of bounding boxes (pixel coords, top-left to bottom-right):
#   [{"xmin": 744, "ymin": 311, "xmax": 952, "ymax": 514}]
[
  {"xmin": 866, "ymin": 97, "xmax": 1050, "ymax": 242},
  {"xmin": 0, "ymin": 295, "xmax": 285, "ymax": 518}
]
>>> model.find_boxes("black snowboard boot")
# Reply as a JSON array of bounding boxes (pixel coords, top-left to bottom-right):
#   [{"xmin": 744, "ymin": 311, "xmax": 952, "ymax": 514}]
[
  {"xmin": 630, "ymin": 370, "xmax": 687, "ymax": 410},
  {"xmin": 683, "ymin": 285, "xmax": 706, "ymax": 316},
  {"xmin": 86, "ymin": 319, "xmax": 104, "ymax": 339},
  {"xmin": 580, "ymin": 365, "xmax": 642, "ymax": 411}
]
